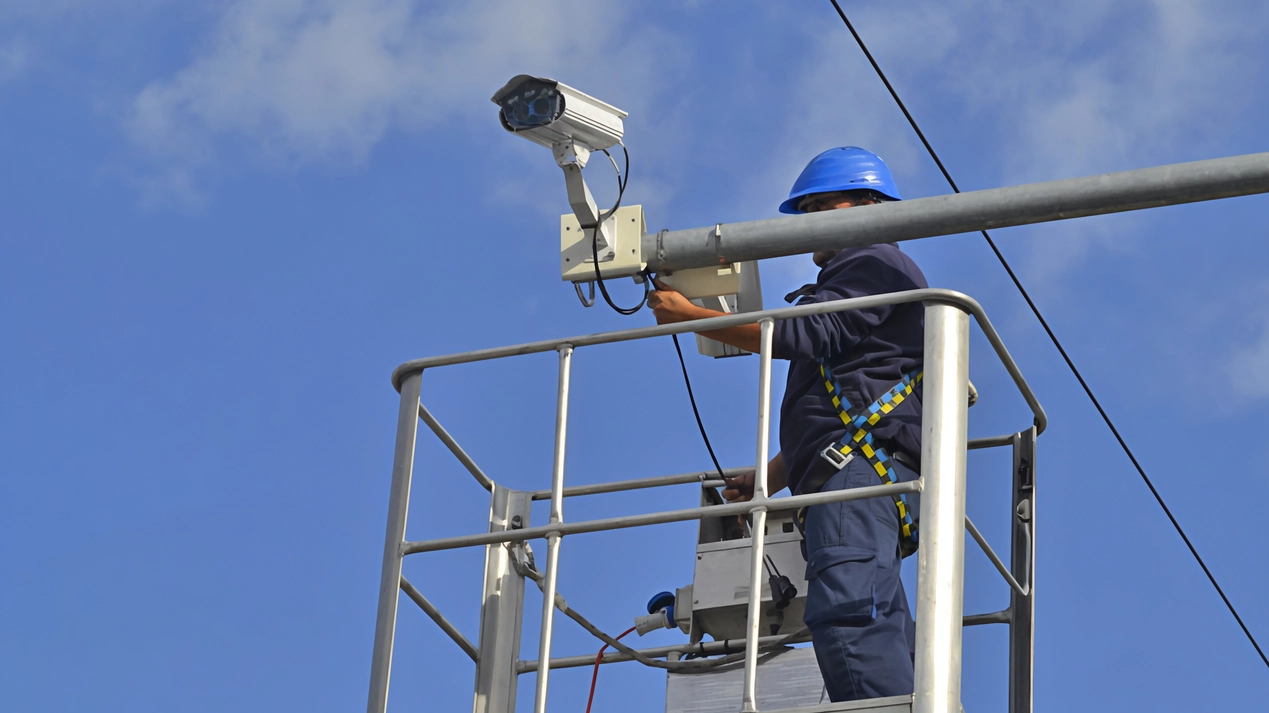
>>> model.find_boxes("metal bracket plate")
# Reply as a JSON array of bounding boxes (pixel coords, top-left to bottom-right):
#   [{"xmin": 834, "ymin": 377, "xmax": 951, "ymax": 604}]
[{"xmin": 561, "ymin": 204, "xmax": 646, "ymax": 280}]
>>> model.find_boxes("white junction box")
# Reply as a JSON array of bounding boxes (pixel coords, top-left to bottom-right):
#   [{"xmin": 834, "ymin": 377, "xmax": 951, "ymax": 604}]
[
  {"xmin": 661, "ymin": 261, "xmax": 764, "ymax": 358},
  {"xmin": 665, "ymin": 497, "xmax": 826, "ymax": 713},
  {"xmin": 656, "ymin": 263, "xmax": 744, "ymax": 300},
  {"xmin": 560, "ymin": 204, "xmax": 646, "ymax": 281},
  {"xmin": 686, "ymin": 507, "xmax": 808, "ymax": 642}
]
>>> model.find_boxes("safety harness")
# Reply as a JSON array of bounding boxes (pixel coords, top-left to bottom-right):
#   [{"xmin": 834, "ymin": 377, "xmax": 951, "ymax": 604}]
[{"xmin": 797, "ymin": 357, "xmax": 923, "ymax": 557}]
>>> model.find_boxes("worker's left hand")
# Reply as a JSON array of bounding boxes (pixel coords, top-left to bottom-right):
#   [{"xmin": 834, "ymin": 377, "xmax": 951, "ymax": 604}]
[
  {"xmin": 721, "ymin": 470, "xmax": 755, "ymax": 503},
  {"xmin": 648, "ymin": 278, "xmax": 698, "ymax": 324}
]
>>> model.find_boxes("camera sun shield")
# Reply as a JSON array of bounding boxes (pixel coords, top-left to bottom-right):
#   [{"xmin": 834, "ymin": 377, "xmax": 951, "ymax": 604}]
[{"xmin": 491, "ymin": 74, "xmax": 627, "ymax": 158}]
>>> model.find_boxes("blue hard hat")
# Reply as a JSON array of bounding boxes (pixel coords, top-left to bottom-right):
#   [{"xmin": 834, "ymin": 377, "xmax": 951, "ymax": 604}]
[{"xmin": 778, "ymin": 146, "xmax": 902, "ymax": 214}]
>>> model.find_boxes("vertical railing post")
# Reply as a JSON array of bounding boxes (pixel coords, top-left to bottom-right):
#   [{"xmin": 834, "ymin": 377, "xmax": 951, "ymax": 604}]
[
  {"xmin": 532, "ymin": 345, "xmax": 574, "ymax": 713},
  {"xmin": 1008, "ymin": 427, "xmax": 1037, "ymax": 713},
  {"xmin": 913, "ymin": 303, "xmax": 971, "ymax": 713},
  {"xmin": 366, "ymin": 371, "xmax": 424, "ymax": 713},
  {"xmin": 471, "ymin": 486, "xmax": 532, "ymax": 713},
  {"xmin": 740, "ymin": 319, "xmax": 775, "ymax": 713}
]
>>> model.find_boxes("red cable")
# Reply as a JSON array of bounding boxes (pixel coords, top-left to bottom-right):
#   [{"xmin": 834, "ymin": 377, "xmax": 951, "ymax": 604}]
[{"xmin": 584, "ymin": 626, "xmax": 638, "ymax": 713}]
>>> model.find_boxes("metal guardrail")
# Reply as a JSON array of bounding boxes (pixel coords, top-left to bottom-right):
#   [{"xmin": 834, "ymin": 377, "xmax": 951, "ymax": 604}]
[{"xmin": 368, "ymin": 288, "xmax": 1043, "ymax": 713}]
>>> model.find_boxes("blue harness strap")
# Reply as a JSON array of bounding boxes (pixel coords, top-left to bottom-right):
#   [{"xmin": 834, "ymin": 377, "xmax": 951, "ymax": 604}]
[{"xmin": 800, "ymin": 358, "xmax": 923, "ymax": 557}]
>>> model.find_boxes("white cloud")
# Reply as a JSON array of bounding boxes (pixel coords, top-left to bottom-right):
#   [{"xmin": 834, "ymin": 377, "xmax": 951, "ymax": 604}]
[
  {"xmin": 839, "ymin": 0, "xmax": 1269, "ymax": 183},
  {"xmin": 1225, "ymin": 285, "xmax": 1269, "ymax": 400},
  {"xmin": 129, "ymin": 0, "xmax": 430, "ymax": 163},
  {"xmin": 125, "ymin": 0, "xmax": 1267, "ymax": 232},
  {"xmin": 812, "ymin": 0, "xmax": 1269, "ymax": 284},
  {"xmin": 125, "ymin": 0, "xmax": 700, "ymax": 204},
  {"xmin": 0, "ymin": 40, "xmax": 29, "ymax": 85}
]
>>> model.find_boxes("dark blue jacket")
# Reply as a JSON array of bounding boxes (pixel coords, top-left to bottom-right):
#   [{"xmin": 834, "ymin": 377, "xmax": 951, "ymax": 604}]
[{"xmin": 773, "ymin": 244, "xmax": 927, "ymax": 495}]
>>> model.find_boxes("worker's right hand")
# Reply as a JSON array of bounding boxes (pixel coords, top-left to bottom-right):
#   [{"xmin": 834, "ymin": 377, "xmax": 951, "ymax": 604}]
[
  {"xmin": 721, "ymin": 470, "xmax": 755, "ymax": 503},
  {"xmin": 649, "ymin": 278, "xmax": 710, "ymax": 325}
]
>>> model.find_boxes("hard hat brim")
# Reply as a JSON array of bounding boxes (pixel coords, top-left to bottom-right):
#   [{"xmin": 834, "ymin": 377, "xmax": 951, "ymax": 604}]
[{"xmin": 778, "ymin": 187, "xmax": 902, "ymax": 214}]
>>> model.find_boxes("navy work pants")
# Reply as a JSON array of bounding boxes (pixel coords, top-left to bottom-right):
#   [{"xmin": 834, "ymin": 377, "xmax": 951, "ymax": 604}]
[{"xmin": 799, "ymin": 455, "xmax": 920, "ymax": 702}]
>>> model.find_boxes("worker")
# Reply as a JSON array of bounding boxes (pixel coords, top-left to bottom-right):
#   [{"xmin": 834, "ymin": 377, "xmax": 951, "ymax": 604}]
[{"xmin": 648, "ymin": 146, "xmax": 925, "ymax": 702}]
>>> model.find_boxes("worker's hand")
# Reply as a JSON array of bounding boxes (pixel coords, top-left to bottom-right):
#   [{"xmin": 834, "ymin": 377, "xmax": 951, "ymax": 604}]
[
  {"xmin": 721, "ymin": 469, "xmax": 755, "ymax": 503},
  {"xmin": 648, "ymin": 278, "xmax": 700, "ymax": 324}
]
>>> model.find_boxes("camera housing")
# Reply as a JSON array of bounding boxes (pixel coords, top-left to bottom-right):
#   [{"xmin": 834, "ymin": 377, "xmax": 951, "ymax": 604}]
[{"xmin": 491, "ymin": 75, "xmax": 627, "ymax": 166}]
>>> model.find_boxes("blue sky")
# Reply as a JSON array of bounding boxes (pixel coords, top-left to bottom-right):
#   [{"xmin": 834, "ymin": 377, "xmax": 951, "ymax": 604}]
[{"xmin": 2, "ymin": 1, "xmax": 1268, "ymax": 711}]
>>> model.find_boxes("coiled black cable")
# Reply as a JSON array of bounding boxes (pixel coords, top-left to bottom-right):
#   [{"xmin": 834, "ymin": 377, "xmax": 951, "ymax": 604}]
[{"xmin": 588, "ymin": 144, "xmax": 648, "ymax": 315}]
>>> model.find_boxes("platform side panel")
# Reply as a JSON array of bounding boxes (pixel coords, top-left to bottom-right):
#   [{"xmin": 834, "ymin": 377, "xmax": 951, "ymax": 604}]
[
  {"xmin": 1008, "ymin": 428, "xmax": 1036, "ymax": 713},
  {"xmin": 665, "ymin": 647, "xmax": 825, "ymax": 713},
  {"xmin": 472, "ymin": 489, "xmax": 532, "ymax": 713}
]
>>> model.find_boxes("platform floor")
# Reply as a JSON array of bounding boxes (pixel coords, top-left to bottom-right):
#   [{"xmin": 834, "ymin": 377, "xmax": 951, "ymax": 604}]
[{"xmin": 664, "ymin": 646, "xmax": 919, "ymax": 713}]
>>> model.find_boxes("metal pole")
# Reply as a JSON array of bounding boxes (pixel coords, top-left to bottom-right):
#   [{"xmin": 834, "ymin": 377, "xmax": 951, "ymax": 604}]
[
  {"xmin": 528, "ymin": 467, "xmax": 751, "ymax": 500},
  {"xmin": 471, "ymin": 486, "xmax": 532, "ymax": 713},
  {"xmin": 740, "ymin": 319, "xmax": 775, "ymax": 713},
  {"xmin": 403, "ymin": 480, "xmax": 920, "ymax": 555},
  {"xmin": 1008, "ymin": 428, "xmax": 1037, "ymax": 713},
  {"xmin": 643, "ymin": 152, "xmax": 1269, "ymax": 272},
  {"xmin": 532, "ymin": 346, "xmax": 573, "ymax": 713},
  {"xmin": 418, "ymin": 402, "xmax": 495, "ymax": 491},
  {"xmin": 912, "ymin": 303, "xmax": 971, "ymax": 713},
  {"xmin": 366, "ymin": 371, "xmax": 423, "ymax": 713},
  {"xmin": 400, "ymin": 577, "xmax": 478, "ymax": 662},
  {"xmin": 392, "ymin": 288, "xmax": 1049, "ymax": 438},
  {"xmin": 964, "ymin": 516, "xmax": 1027, "ymax": 597}
]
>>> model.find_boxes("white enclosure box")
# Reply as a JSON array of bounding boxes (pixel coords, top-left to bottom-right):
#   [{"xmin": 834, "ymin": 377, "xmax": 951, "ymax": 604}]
[
  {"xmin": 659, "ymin": 261, "xmax": 764, "ymax": 358},
  {"xmin": 657, "ymin": 264, "xmax": 743, "ymax": 300},
  {"xmin": 686, "ymin": 507, "xmax": 808, "ymax": 642},
  {"xmin": 560, "ymin": 204, "xmax": 646, "ymax": 280},
  {"xmin": 671, "ymin": 490, "xmax": 807, "ymax": 644}
]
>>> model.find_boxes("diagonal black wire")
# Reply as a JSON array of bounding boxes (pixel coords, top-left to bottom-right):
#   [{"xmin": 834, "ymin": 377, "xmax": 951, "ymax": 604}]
[
  {"xmin": 671, "ymin": 333, "xmax": 726, "ymax": 480},
  {"xmin": 827, "ymin": 0, "xmax": 1269, "ymax": 670}
]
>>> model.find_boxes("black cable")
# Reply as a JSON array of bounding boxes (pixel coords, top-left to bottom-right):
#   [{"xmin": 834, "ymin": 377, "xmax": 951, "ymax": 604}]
[
  {"xmin": 590, "ymin": 144, "xmax": 648, "ymax": 315},
  {"xmin": 827, "ymin": 0, "xmax": 1269, "ymax": 669},
  {"xmin": 590, "ymin": 147, "xmax": 735, "ymax": 541},
  {"xmin": 671, "ymin": 333, "xmax": 726, "ymax": 480},
  {"xmin": 669, "ymin": 331, "xmax": 777, "ymax": 580}
]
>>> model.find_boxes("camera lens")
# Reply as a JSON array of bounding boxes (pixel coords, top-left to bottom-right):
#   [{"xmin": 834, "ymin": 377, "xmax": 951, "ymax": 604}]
[{"xmin": 499, "ymin": 78, "xmax": 564, "ymax": 130}]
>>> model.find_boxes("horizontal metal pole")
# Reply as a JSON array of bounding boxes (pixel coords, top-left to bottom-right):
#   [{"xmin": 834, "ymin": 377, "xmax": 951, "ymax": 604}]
[
  {"xmin": 417, "ymin": 403, "xmax": 495, "ymax": 492},
  {"xmin": 399, "ymin": 577, "xmax": 478, "ymax": 662},
  {"xmin": 395, "ymin": 289, "xmax": 939, "ymax": 375},
  {"xmin": 643, "ymin": 152, "xmax": 1269, "ymax": 271},
  {"xmin": 965, "ymin": 516, "xmax": 1028, "ymax": 597},
  {"xmin": 535, "ymin": 446, "xmax": 1008, "ymax": 503},
  {"xmin": 528, "ymin": 467, "xmax": 748, "ymax": 500},
  {"xmin": 963, "ymin": 610, "xmax": 1011, "ymax": 627},
  {"xmin": 392, "ymin": 288, "xmax": 1046, "ymax": 436},
  {"xmin": 969, "ymin": 434, "xmax": 1015, "ymax": 450},
  {"xmin": 515, "ymin": 632, "xmax": 812, "ymax": 673},
  {"xmin": 403, "ymin": 480, "xmax": 920, "ymax": 554}
]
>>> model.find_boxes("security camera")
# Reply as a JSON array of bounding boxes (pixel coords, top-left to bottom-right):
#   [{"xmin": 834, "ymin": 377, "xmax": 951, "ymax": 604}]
[
  {"xmin": 491, "ymin": 75, "xmax": 626, "ymax": 168},
  {"xmin": 493, "ymin": 75, "xmax": 648, "ymax": 307}
]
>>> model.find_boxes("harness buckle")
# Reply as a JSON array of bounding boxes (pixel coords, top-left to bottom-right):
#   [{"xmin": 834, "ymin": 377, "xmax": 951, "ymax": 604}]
[{"xmin": 818, "ymin": 444, "xmax": 855, "ymax": 471}]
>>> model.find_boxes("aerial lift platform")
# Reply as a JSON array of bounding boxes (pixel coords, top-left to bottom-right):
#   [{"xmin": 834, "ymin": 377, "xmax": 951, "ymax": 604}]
[
  {"xmin": 368, "ymin": 289, "xmax": 1041, "ymax": 713},
  {"xmin": 363, "ymin": 141, "xmax": 1269, "ymax": 712}
]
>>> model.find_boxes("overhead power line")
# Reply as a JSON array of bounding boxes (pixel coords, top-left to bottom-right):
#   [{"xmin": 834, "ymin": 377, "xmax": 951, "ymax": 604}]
[{"xmin": 825, "ymin": 0, "xmax": 1269, "ymax": 670}]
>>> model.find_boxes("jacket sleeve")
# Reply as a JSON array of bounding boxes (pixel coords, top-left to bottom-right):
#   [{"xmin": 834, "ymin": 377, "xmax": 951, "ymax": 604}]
[{"xmin": 772, "ymin": 253, "xmax": 921, "ymax": 361}]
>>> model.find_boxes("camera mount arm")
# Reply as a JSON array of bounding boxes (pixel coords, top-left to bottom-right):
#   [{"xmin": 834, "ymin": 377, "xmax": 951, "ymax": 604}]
[{"xmin": 556, "ymin": 141, "xmax": 615, "ymax": 258}]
